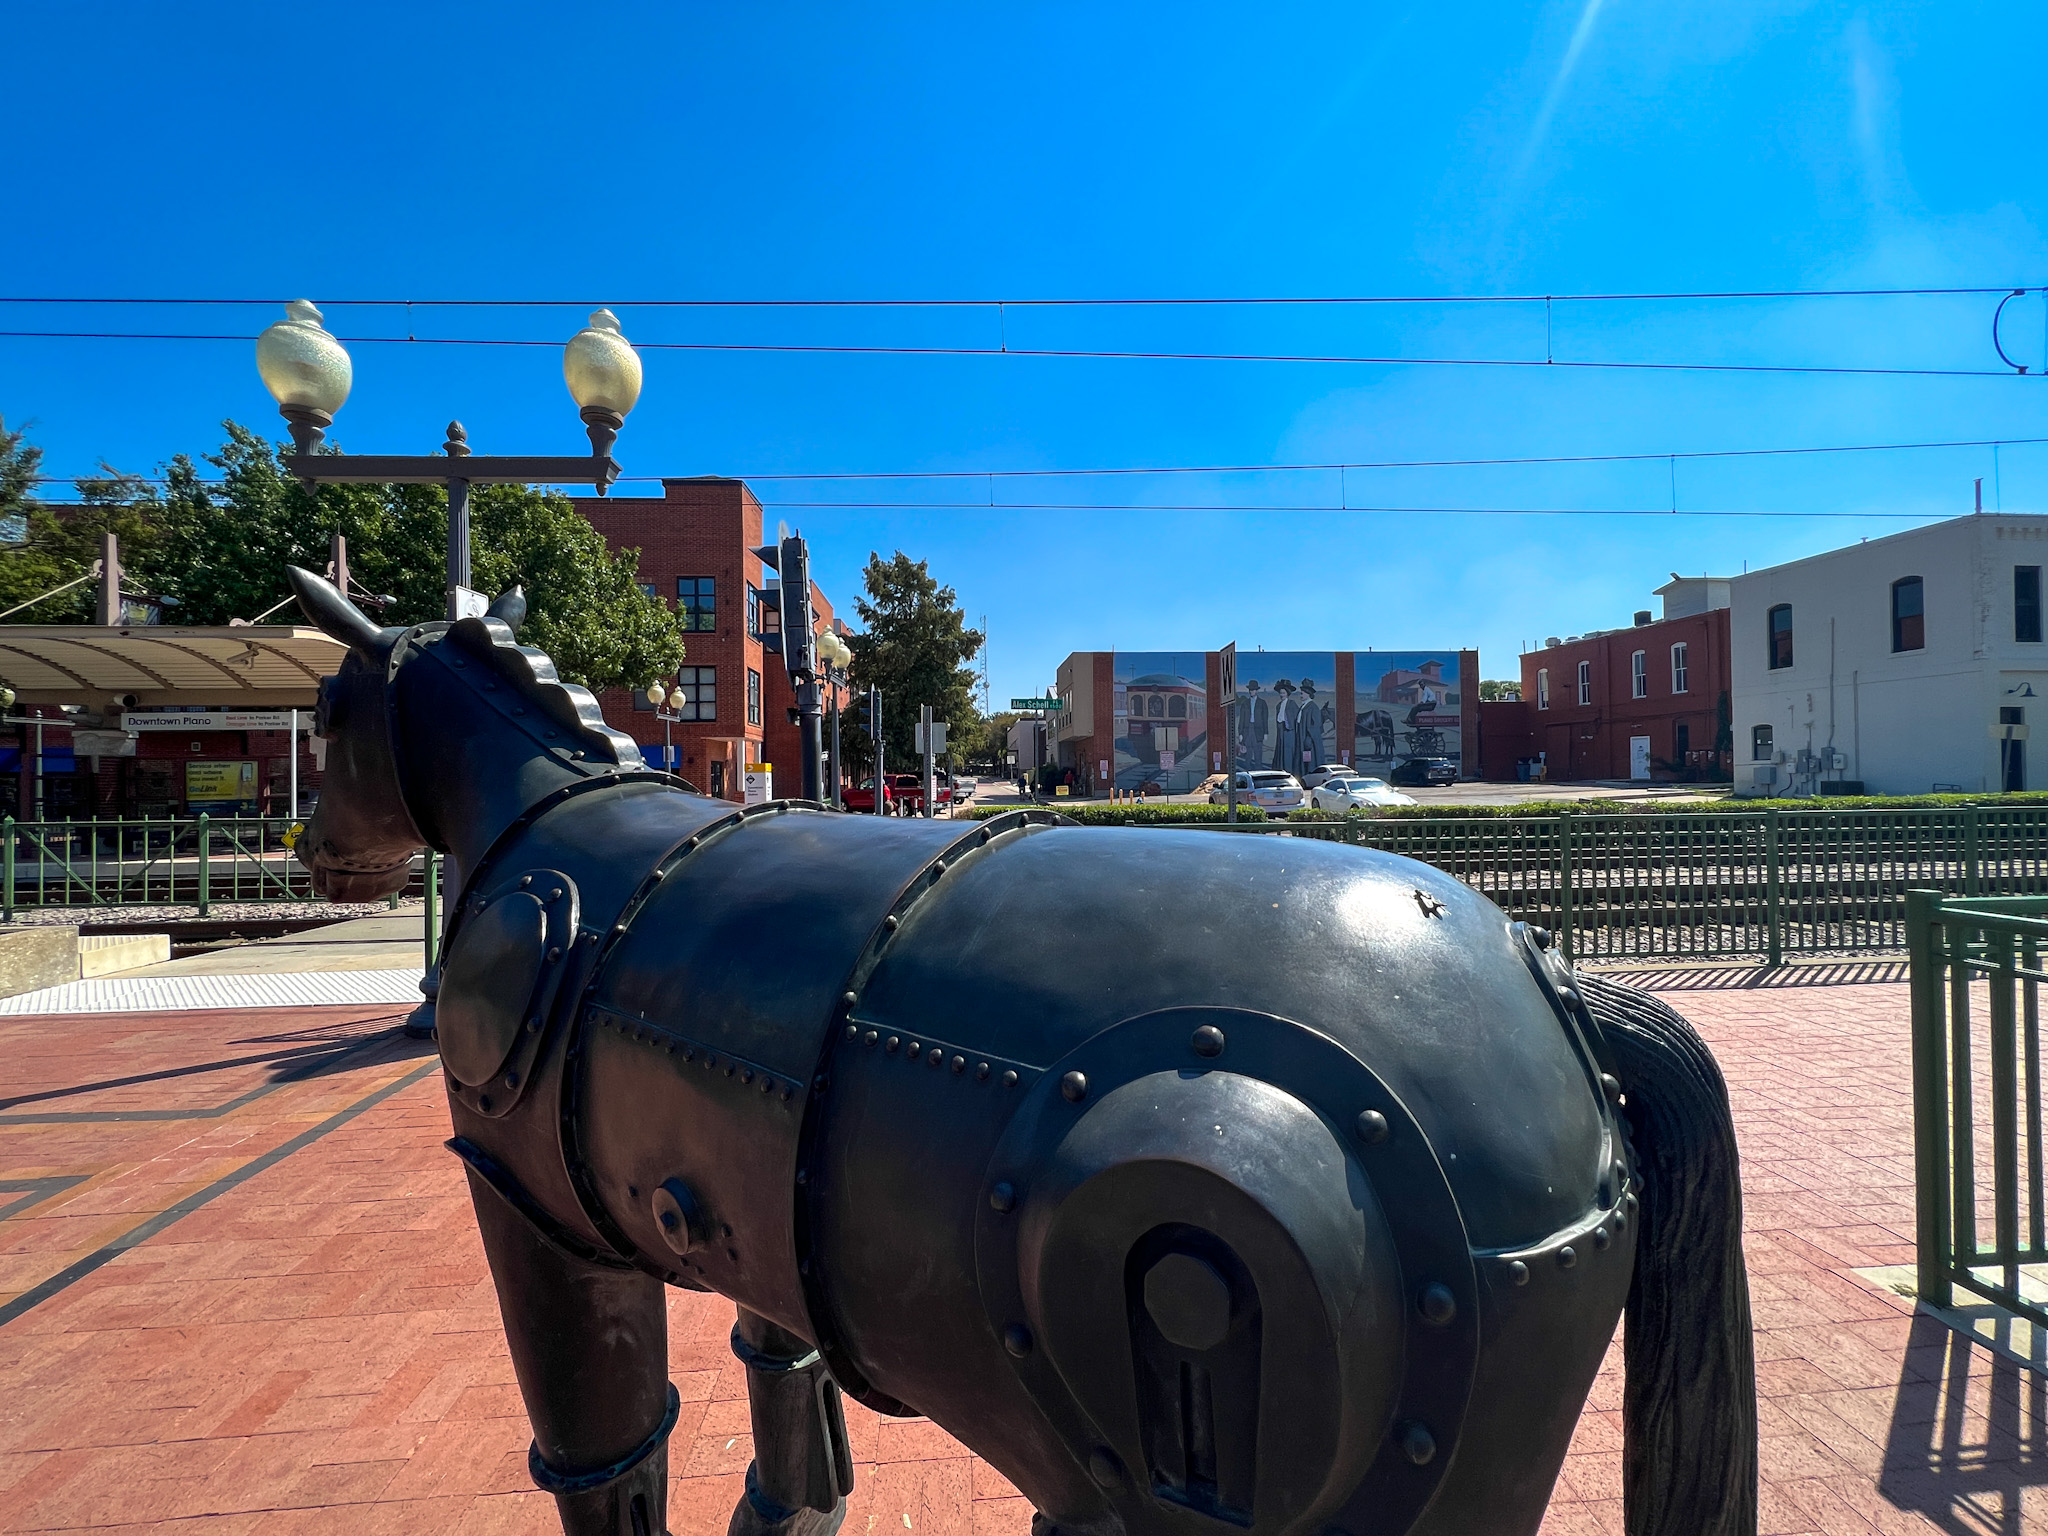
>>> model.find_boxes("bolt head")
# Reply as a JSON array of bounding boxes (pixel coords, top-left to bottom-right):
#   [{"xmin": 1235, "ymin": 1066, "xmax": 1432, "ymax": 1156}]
[
  {"xmin": 989, "ymin": 1181, "xmax": 1016, "ymax": 1213},
  {"xmin": 1400, "ymin": 1422, "xmax": 1437, "ymax": 1465},
  {"xmin": 1004, "ymin": 1324, "xmax": 1033, "ymax": 1357},
  {"xmin": 1190, "ymin": 1024, "xmax": 1226, "ymax": 1058},
  {"xmin": 1557, "ymin": 1245, "xmax": 1578, "ymax": 1269},
  {"xmin": 1087, "ymin": 1448, "xmax": 1124, "ymax": 1488},
  {"xmin": 1417, "ymin": 1282, "xmax": 1457, "ymax": 1325},
  {"xmin": 1507, "ymin": 1260, "xmax": 1530, "ymax": 1286},
  {"xmin": 1356, "ymin": 1109, "xmax": 1391, "ymax": 1144},
  {"xmin": 1060, "ymin": 1070, "xmax": 1088, "ymax": 1103},
  {"xmin": 1601, "ymin": 1073, "xmax": 1622, "ymax": 1102}
]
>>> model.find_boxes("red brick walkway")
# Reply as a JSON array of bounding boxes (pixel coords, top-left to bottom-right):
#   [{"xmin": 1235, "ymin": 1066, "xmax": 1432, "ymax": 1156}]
[{"xmin": 0, "ymin": 979, "xmax": 2041, "ymax": 1535}]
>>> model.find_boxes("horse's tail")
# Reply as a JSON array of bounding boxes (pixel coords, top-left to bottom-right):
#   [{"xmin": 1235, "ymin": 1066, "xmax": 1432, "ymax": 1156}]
[{"xmin": 1578, "ymin": 972, "xmax": 1758, "ymax": 1536}]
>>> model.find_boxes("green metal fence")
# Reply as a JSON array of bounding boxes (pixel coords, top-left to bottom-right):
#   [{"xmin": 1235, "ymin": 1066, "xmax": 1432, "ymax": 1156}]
[
  {"xmin": 1907, "ymin": 889, "xmax": 2048, "ymax": 1331},
  {"xmin": 1167, "ymin": 805, "xmax": 2048, "ymax": 962},
  {"xmin": 0, "ymin": 815, "xmax": 430, "ymax": 920}
]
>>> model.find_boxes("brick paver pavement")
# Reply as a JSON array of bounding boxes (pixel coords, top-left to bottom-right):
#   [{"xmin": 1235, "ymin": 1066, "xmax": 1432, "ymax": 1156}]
[{"xmin": 0, "ymin": 977, "xmax": 2040, "ymax": 1535}]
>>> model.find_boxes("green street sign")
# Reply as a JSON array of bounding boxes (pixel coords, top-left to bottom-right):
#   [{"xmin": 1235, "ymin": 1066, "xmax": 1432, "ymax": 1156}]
[{"xmin": 1011, "ymin": 697, "xmax": 1059, "ymax": 710}]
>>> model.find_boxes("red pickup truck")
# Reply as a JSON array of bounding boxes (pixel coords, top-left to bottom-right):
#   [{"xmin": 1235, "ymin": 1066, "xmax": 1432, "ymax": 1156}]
[{"xmin": 842, "ymin": 773, "xmax": 952, "ymax": 814}]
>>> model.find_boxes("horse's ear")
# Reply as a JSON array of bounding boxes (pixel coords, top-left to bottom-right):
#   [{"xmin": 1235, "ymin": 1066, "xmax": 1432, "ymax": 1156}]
[
  {"xmin": 486, "ymin": 584, "xmax": 527, "ymax": 633},
  {"xmin": 287, "ymin": 566, "xmax": 383, "ymax": 651}
]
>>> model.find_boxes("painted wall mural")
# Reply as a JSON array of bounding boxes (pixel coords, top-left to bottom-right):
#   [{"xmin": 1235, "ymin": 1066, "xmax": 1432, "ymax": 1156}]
[
  {"xmin": 1354, "ymin": 651, "xmax": 1461, "ymax": 771},
  {"xmin": 1114, "ymin": 652, "xmax": 1209, "ymax": 793},
  {"xmin": 1230, "ymin": 653, "xmax": 1338, "ymax": 776}
]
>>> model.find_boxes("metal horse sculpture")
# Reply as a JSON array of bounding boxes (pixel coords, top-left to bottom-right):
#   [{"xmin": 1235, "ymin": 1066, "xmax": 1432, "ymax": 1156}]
[{"xmin": 286, "ymin": 566, "xmax": 1757, "ymax": 1536}]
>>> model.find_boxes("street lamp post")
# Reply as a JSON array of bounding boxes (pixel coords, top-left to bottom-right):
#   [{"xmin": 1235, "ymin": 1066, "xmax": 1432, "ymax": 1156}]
[
  {"xmin": 642, "ymin": 681, "xmax": 689, "ymax": 775},
  {"xmin": 816, "ymin": 631, "xmax": 853, "ymax": 809},
  {"xmin": 255, "ymin": 301, "xmax": 644, "ymax": 621}
]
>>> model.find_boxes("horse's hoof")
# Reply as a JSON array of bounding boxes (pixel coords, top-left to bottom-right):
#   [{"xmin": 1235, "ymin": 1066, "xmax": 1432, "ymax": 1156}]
[{"xmin": 728, "ymin": 1491, "xmax": 846, "ymax": 1536}]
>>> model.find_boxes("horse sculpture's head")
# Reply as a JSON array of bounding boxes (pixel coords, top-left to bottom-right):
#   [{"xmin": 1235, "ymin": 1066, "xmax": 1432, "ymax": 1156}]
[{"xmin": 287, "ymin": 567, "xmax": 435, "ymax": 901}]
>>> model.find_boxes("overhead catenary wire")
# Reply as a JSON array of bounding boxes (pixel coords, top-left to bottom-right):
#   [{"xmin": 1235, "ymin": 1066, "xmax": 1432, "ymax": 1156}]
[
  {"xmin": 27, "ymin": 432, "xmax": 2048, "ymax": 489},
  {"xmin": 0, "ymin": 327, "xmax": 2028, "ymax": 380}
]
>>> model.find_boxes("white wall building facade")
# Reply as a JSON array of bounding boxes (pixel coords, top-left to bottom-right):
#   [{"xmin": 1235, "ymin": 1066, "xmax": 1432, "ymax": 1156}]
[{"xmin": 1731, "ymin": 513, "xmax": 2048, "ymax": 796}]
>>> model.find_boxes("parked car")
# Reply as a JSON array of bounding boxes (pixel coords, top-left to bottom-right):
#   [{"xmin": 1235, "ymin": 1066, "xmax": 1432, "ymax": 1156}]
[
  {"xmin": 1388, "ymin": 757, "xmax": 1458, "ymax": 787},
  {"xmin": 1300, "ymin": 763, "xmax": 1353, "ymax": 790},
  {"xmin": 841, "ymin": 777, "xmax": 896, "ymax": 813},
  {"xmin": 1205, "ymin": 770, "xmax": 1305, "ymax": 816},
  {"xmin": 888, "ymin": 771, "xmax": 952, "ymax": 814},
  {"xmin": 1309, "ymin": 775, "xmax": 1417, "ymax": 812}
]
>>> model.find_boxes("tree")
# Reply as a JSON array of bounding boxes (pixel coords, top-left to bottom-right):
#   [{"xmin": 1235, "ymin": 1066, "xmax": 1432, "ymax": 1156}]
[
  {"xmin": 38, "ymin": 422, "xmax": 687, "ymax": 692},
  {"xmin": 1479, "ymin": 679, "xmax": 1522, "ymax": 702},
  {"xmin": 845, "ymin": 551, "xmax": 984, "ymax": 773},
  {"xmin": 0, "ymin": 419, "xmax": 165, "ymax": 622}
]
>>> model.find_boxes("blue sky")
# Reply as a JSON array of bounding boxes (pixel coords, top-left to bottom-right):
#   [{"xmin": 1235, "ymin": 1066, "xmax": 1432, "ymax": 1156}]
[{"xmin": 4, "ymin": 3, "xmax": 2045, "ymax": 702}]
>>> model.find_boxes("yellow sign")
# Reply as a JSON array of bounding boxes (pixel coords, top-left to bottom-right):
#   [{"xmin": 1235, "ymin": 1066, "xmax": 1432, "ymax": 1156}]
[{"xmin": 187, "ymin": 760, "xmax": 257, "ymax": 803}]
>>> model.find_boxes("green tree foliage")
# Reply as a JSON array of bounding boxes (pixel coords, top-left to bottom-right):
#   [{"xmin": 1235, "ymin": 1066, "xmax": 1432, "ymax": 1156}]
[
  {"xmin": 1478, "ymin": 679, "xmax": 1522, "ymax": 702},
  {"xmin": 0, "ymin": 419, "xmax": 165, "ymax": 621},
  {"xmin": 7, "ymin": 421, "xmax": 687, "ymax": 691},
  {"xmin": 844, "ymin": 551, "xmax": 984, "ymax": 772}
]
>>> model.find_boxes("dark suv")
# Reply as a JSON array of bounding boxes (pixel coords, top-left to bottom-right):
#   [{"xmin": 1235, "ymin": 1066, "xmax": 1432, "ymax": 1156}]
[{"xmin": 1388, "ymin": 757, "xmax": 1457, "ymax": 786}]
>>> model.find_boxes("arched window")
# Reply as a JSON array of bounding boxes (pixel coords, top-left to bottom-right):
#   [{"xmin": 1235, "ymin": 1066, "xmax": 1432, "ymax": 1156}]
[
  {"xmin": 1891, "ymin": 577, "xmax": 1924, "ymax": 652},
  {"xmin": 1125, "ymin": 694, "xmax": 1142, "ymax": 717},
  {"xmin": 1148, "ymin": 695, "xmax": 1164, "ymax": 717},
  {"xmin": 1537, "ymin": 669, "xmax": 1550, "ymax": 709},
  {"xmin": 1167, "ymin": 695, "xmax": 1186, "ymax": 718},
  {"xmin": 1768, "ymin": 605, "xmax": 1793, "ymax": 669},
  {"xmin": 1576, "ymin": 659, "xmax": 1592, "ymax": 706}
]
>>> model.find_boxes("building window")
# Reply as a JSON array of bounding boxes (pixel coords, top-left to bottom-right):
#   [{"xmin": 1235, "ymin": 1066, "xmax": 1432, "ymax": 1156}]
[
  {"xmin": 678, "ymin": 577, "xmax": 717, "ymax": 633},
  {"xmin": 1670, "ymin": 642, "xmax": 1689, "ymax": 694},
  {"xmin": 2019, "ymin": 567, "xmax": 2042, "ymax": 643},
  {"xmin": 1576, "ymin": 660, "xmax": 1592, "ymax": 706},
  {"xmin": 1752, "ymin": 724, "xmax": 1773, "ymax": 761},
  {"xmin": 747, "ymin": 667, "xmax": 761, "ymax": 726},
  {"xmin": 1767, "ymin": 604, "xmax": 1793, "ymax": 669},
  {"xmin": 672, "ymin": 667, "xmax": 716, "ymax": 721},
  {"xmin": 1891, "ymin": 576, "xmax": 1924, "ymax": 652},
  {"xmin": 1536, "ymin": 669, "xmax": 1549, "ymax": 709},
  {"xmin": 1168, "ymin": 695, "xmax": 1186, "ymax": 718},
  {"xmin": 632, "ymin": 679, "xmax": 656, "ymax": 712},
  {"xmin": 1675, "ymin": 721, "xmax": 1691, "ymax": 760},
  {"xmin": 637, "ymin": 582, "xmax": 657, "ymax": 600},
  {"xmin": 1630, "ymin": 650, "xmax": 1648, "ymax": 698},
  {"xmin": 747, "ymin": 585, "xmax": 762, "ymax": 637},
  {"xmin": 1149, "ymin": 696, "xmax": 1164, "ymax": 717}
]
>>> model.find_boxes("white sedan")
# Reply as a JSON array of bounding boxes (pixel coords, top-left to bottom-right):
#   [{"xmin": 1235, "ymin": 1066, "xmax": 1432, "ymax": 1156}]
[{"xmin": 1310, "ymin": 775, "xmax": 1417, "ymax": 812}]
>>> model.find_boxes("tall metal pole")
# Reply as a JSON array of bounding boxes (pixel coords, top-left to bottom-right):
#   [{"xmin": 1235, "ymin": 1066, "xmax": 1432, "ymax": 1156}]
[
  {"xmin": 444, "ymin": 423, "xmax": 472, "ymax": 621},
  {"xmin": 288, "ymin": 708, "xmax": 299, "ymax": 823},
  {"xmin": 870, "ymin": 686, "xmax": 885, "ymax": 813},
  {"xmin": 921, "ymin": 703, "xmax": 936, "ymax": 820},
  {"xmin": 829, "ymin": 674, "xmax": 844, "ymax": 809}
]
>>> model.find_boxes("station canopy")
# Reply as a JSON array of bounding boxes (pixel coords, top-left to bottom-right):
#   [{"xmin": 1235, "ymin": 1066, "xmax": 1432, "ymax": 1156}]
[{"xmin": 0, "ymin": 625, "xmax": 349, "ymax": 708}]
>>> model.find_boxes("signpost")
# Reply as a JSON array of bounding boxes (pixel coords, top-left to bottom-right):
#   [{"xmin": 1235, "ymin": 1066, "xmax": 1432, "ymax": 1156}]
[
  {"xmin": 1219, "ymin": 642, "xmax": 1239, "ymax": 823},
  {"xmin": 917, "ymin": 706, "xmax": 948, "ymax": 818}
]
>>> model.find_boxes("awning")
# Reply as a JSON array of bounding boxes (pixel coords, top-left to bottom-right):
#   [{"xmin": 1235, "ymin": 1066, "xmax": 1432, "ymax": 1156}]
[{"xmin": 0, "ymin": 625, "xmax": 350, "ymax": 707}]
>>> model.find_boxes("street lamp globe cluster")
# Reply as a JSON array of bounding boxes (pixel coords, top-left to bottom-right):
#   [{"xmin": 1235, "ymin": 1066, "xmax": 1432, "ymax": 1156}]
[{"xmin": 254, "ymin": 299, "xmax": 647, "ymax": 621}]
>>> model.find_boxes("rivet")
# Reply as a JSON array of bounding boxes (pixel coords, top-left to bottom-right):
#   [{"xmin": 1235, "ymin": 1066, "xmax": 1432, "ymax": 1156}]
[
  {"xmin": 1004, "ymin": 1324, "xmax": 1033, "ymax": 1357},
  {"xmin": 1613, "ymin": 1205, "xmax": 1627, "ymax": 1230},
  {"xmin": 1593, "ymin": 1227, "xmax": 1611, "ymax": 1251},
  {"xmin": 1087, "ymin": 1448, "xmax": 1123, "ymax": 1489},
  {"xmin": 1601, "ymin": 1073, "xmax": 1622, "ymax": 1102},
  {"xmin": 547, "ymin": 947, "xmax": 561, "ymax": 962},
  {"xmin": 1191, "ymin": 1024, "xmax": 1226, "ymax": 1058},
  {"xmin": 1061, "ymin": 1071, "xmax": 1088, "ymax": 1103},
  {"xmin": 725, "ymin": 1064, "xmax": 736, "ymax": 1076},
  {"xmin": 990, "ymin": 1182, "xmax": 1016, "ymax": 1213},
  {"xmin": 504, "ymin": 1072, "xmax": 519, "ymax": 1089},
  {"xmin": 1558, "ymin": 1246, "xmax": 1578, "ymax": 1269},
  {"xmin": 845, "ymin": 1025, "xmax": 859, "ymax": 1041},
  {"xmin": 976, "ymin": 1061, "xmax": 990, "ymax": 1080},
  {"xmin": 950, "ymin": 1054, "xmax": 966, "ymax": 1074},
  {"xmin": 813, "ymin": 1074, "xmax": 827, "ymax": 1091},
  {"xmin": 843, "ymin": 991, "xmax": 858, "ymax": 1007},
  {"xmin": 1613, "ymin": 1159, "xmax": 1627, "ymax": 1186},
  {"xmin": 549, "ymin": 887, "xmax": 563, "ymax": 901},
  {"xmin": 1558, "ymin": 987, "xmax": 1581, "ymax": 1008},
  {"xmin": 1400, "ymin": 1422, "xmax": 1437, "ymax": 1466},
  {"xmin": 864, "ymin": 1030, "xmax": 879, "ymax": 1047},
  {"xmin": 475, "ymin": 898, "xmax": 488, "ymax": 911},
  {"xmin": 1530, "ymin": 926, "xmax": 1552, "ymax": 949},
  {"xmin": 760, "ymin": 1077, "xmax": 773, "ymax": 1094},
  {"xmin": 1507, "ymin": 1260, "xmax": 1530, "ymax": 1286},
  {"xmin": 883, "ymin": 915, "xmax": 899, "ymax": 931},
  {"xmin": 780, "ymin": 1088, "xmax": 792, "ymax": 1101},
  {"xmin": 683, "ymin": 1048, "xmax": 694, "ymax": 1061},
  {"xmin": 722, "ymin": 1224, "xmax": 733, "ymax": 1238},
  {"xmin": 1626, "ymin": 1192, "xmax": 1639, "ymax": 1214},
  {"xmin": 478, "ymin": 1094, "xmax": 493, "ymax": 1111},
  {"xmin": 932, "ymin": 860, "xmax": 946, "ymax": 875},
  {"xmin": 1002, "ymin": 1070, "xmax": 1019, "ymax": 1088},
  {"xmin": 727, "ymin": 1248, "xmax": 739, "ymax": 1262},
  {"xmin": 886, "ymin": 1036, "xmax": 900, "ymax": 1053},
  {"xmin": 795, "ymin": 1169, "xmax": 807, "ymax": 1186},
  {"xmin": 926, "ymin": 1048, "xmax": 943, "ymax": 1067},
  {"xmin": 908, "ymin": 1041, "xmax": 922, "ymax": 1057},
  {"xmin": 526, "ymin": 1018, "xmax": 539, "ymax": 1034},
  {"xmin": 1356, "ymin": 1109, "xmax": 1391, "ymax": 1144},
  {"xmin": 520, "ymin": 875, "xmax": 533, "ymax": 888},
  {"xmin": 1418, "ymin": 1283, "xmax": 1457, "ymax": 1325}
]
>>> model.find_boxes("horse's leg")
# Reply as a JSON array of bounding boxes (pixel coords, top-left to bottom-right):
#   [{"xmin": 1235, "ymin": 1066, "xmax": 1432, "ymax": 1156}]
[
  {"xmin": 728, "ymin": 1309, "xmax": 853, "ymax": 1536},
  {"xmin": 466, "ymin": 1169, "xmax": 678, "ymax": 1536}
]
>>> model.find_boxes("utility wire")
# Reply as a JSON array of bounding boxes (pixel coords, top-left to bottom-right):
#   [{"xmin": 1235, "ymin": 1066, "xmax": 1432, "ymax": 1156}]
[
  {"xmin": 27, "ymin": 433, "xmax": 2048, "ymax": 489},
  {"xmin": 0, "ymin": 284, "xmax": 2031, "ymax": 308},
  {"xmin": 0, "ymin": 328, "xmax": 2028, "ymax": 380}
]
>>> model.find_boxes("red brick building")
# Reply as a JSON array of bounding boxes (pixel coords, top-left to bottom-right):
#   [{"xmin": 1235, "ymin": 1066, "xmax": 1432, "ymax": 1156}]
[
  {"xmin": 572, "ymin": 478, "xmax": 847, "ymax": 802},
  {"xmin": 1516, "ymin": 582, "xmax": 1733, "ymax": 782}
]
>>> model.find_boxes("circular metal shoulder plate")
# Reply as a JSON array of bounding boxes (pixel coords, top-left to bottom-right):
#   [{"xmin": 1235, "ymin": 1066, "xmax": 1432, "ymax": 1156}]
[{"xmin": 974, "ymin": 1006, "xmax": 1478, "ymax": 1536}]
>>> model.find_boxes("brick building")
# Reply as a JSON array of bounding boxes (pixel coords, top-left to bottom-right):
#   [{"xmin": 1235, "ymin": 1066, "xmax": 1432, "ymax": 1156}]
[
  {"xmin": 571, "ymin": 477, "xmax": 848, "ymax": 802},
  {"xmin": 1516, "ymin": 578, "xmax": 1733, "ymax": 782}
]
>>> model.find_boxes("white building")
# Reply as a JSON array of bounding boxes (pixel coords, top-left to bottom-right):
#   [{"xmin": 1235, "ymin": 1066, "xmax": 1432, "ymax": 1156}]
[{"xmin": 1731, "ymin": 513, "xmax": 2048, "ymax": 796}]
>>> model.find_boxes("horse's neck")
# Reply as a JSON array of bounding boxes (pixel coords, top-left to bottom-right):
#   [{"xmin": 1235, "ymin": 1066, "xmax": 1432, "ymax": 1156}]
[{"xmin": 396, "ymin": 650, "xmax": 592, "ymax": 884}]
